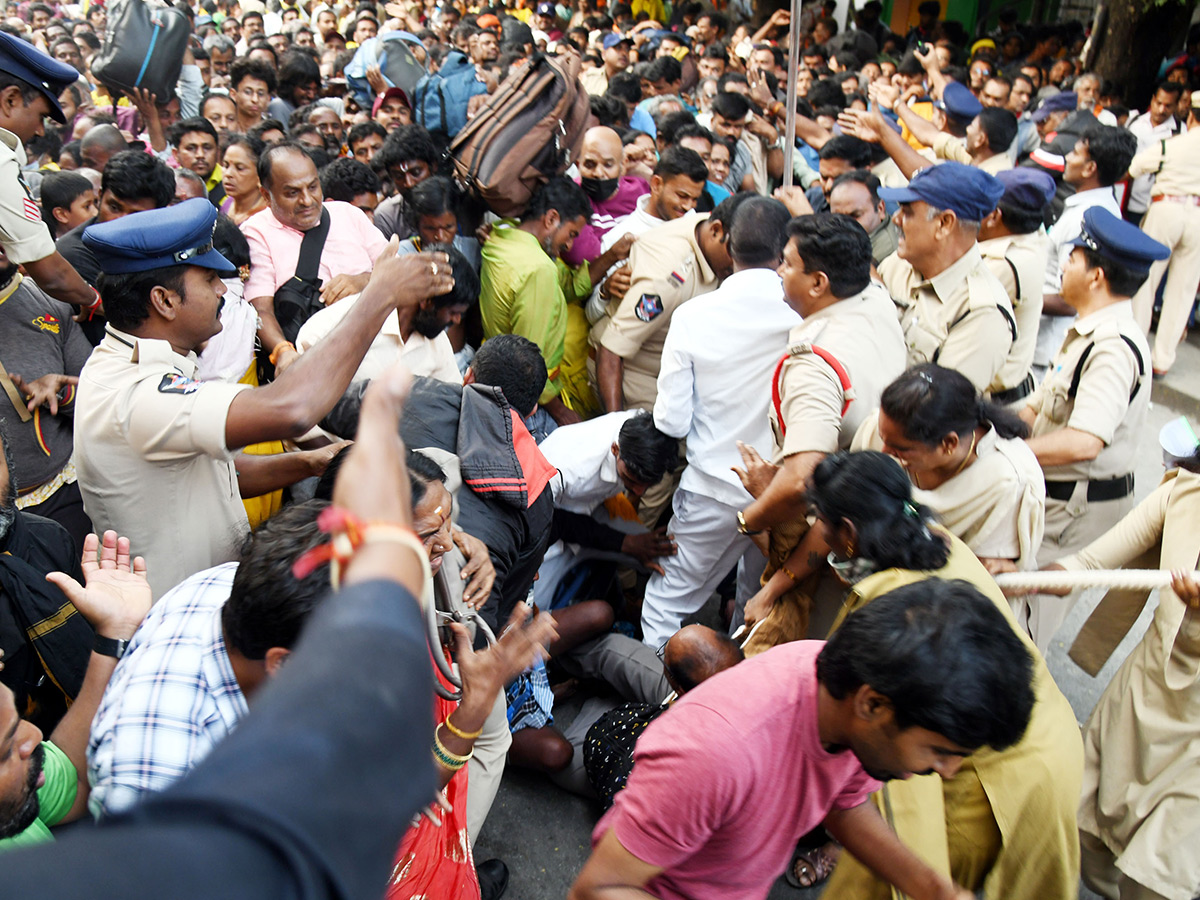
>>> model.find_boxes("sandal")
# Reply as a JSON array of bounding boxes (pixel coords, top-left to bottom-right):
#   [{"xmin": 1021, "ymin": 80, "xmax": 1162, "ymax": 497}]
[{"xmin": 785, "ymin": 841, "xmax": 841, "ymax": 889}]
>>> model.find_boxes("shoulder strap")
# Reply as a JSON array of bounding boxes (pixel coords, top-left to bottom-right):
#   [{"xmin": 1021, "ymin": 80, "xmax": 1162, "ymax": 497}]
[
  {"xmin": 1156, "ymin": 138, "xmax": 1168, "ymax": 176},
  {"xmin": 1003, "ymin": 255, "xmax": 1022, "ymax": 302},
  {"xmin": 295, "ymin": 207, "xmax": 331, "ymax": 282},
  {"xmin": 941, "ymin": 302, "xmax": 1017, "ymax": 350},
  {"xmin": 1067, "ymin": 335, "xmax": 1145, "ymax": 403},
  {"xmin": 0, "ymin": 354, "xmax": 32, "ymax": 424},
  {"xmin": 771, "ymin": 345, "xmax": 854, "ymax": 439}
]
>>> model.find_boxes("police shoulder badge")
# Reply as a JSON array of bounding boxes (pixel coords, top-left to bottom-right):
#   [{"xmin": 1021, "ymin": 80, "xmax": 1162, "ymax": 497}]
[
  {"xmin": 158, "ymin": 373, "xmax": 202, "ymax": 394},
  {"xmin": 634, "ymin": 293, "xmax": 663, "ymax": 322}
]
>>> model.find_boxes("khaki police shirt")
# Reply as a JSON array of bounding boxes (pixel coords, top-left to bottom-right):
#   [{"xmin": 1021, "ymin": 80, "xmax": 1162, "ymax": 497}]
[
  {"xmin": 979, "ymin": 229, "xmax": 1052, "ymax": 393},
  {"xmin": 0, "ymin": 128, "xmax": 56, "ymax": 265},
  {"xmin": 930, "ymin": 133, "xmax": 1014, "ymax": 175},
  {"xmin": 74, "ymin": 327, "xmax": 253, "ymax": 599},
  {"xmin": 879, "ymin": 243, "xmax": 1015, "ymax": 392},
  {"xmin": 1127, "ymin": 125, "xmax": 1200, "ymax": 199},
  {"xmin": 1026, "ymin": 300, "xmax": 1150, "ymax": 483},
  {"xmin": 591, "ymin": 215, "xmax": 718, "ymax": 409},
  {"xmin": 769, "ymin": 282, "xmax": 907, "ymax": 463}
]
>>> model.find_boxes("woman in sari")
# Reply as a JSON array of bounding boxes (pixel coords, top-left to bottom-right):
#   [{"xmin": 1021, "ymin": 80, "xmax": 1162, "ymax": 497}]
[{"xmin": 219, "ymin": 135, "xmax": 268, "ymax": 225}]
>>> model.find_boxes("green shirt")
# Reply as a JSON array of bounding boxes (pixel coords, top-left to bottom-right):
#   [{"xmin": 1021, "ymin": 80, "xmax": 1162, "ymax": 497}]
[
  {"xmin": 480, "ymin": 221, "xmax": 567, "ymax": 405},
  {"xmin": 0, "ymin": 741, "xmax": 77, "ymax": 851}
]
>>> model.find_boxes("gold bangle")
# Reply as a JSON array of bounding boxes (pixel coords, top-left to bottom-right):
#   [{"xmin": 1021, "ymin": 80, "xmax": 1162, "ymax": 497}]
[
  {"xmin": 433, "ymin": 729, "xmax": 473, "ymax": 769},
  {"xmin": 443, "ymin": 716, "xmax": 483, "ymax": 741},
  {"xmin": 781, "ymin": 564, "xmax": 799, "ymax": 584}
]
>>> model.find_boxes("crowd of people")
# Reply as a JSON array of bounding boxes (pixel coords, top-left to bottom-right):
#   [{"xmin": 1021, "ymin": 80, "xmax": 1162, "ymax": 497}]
[{"xmin": 0, "ymin": 1, "xmax": 1198, "ymax": 899}]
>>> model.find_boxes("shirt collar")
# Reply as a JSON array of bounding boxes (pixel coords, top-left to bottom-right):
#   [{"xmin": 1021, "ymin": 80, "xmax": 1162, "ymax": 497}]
[
  {"xmin": 684, "ymin": 215, "xmax": 717, "ymax": 283},
  {"xmin": 206, "ymin": 163, "xmax": 224, "ymax": 193},
  {"xmin": 1064, "ymin": 186, "xmax": 1115, "ymax": 208},
  {"xmin": 1072, "ymin": 299, "xmax": 1132, "ymax": 336},
  {"xmin": 925, "ymin": 243, "xmax": 984, "ymax": 301},
  {"xmin": 106, "ymin": 326, "xmax": 199, "ymax": 374}
]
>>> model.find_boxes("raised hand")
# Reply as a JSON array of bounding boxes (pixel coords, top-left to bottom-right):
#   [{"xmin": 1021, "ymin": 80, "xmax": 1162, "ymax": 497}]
[{"xmin": 46, "ymin": 531, "xmax": 151, "ymax": 642}]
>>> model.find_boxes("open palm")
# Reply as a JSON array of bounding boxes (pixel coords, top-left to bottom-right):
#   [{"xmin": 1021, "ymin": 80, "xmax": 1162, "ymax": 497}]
[{"xmin": 46, "ymin": 531, "xmax": 152, "ymax": 639}]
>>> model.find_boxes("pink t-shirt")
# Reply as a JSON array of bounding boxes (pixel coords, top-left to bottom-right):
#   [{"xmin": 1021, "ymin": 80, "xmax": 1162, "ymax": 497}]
[
  {"xmin": 563, "ymin": 175, "xmax": 650, "ymax": 267},
  {"xmin": 241, "ymin": 200, "xmax": 389, "ymax": 301},
  {"xmin": 594, "ymin": 641, "xmax": 880, "ymax": 900}
]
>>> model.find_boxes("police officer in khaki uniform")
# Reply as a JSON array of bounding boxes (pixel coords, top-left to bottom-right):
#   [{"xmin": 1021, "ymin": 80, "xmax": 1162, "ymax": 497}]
[
  {"xmin": 74, "ymin": 199, "xmax": 452, "ymax": 597},
  {"xmin": 1018, "ymin": 207, "xmax": 1168, "ymax": 650},
  {"xmin": 0, "ymin": 33, "xmax": 99, "ymax": 311},
  {"xmin": 877, "ymin": 162, "xmax": 1017, "ymax": 393},
  {"xmin": 1128, "ymin": 90, "xmax": 1200, "ymax": 376},
  {"xmin": 733, "ymin": 214, "xmax": 906, "ymax": 648},
  {"xmin": 589, "ymin": 207, "xmax": 735, "ymax": 413},
  {"xmin": 978, "ymin": 169, "xmax": 1056, "ymax": 406}
]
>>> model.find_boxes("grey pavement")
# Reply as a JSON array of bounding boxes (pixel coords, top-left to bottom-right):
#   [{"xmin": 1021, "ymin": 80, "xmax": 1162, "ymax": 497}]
[{"xmin": 475, "ymin": 330, "xmax": 1200, "ymax": 900}]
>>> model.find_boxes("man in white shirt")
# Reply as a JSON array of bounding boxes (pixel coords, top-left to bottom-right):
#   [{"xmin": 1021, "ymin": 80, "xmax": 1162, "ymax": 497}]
[
  {"xmin": 295, "ymin": 242, "xmax": 475, "ymax": 384},
  {"xmin": 1034, "ymin": 125, "xmax": 1137, "ymax": 380},
  {"xmin": 642, "ymin": 197, "xmax": 800, "ymax": 649},
  {"xmin": 1123, "ymin": 81, "xmax": 1184, "ymax": 223}
]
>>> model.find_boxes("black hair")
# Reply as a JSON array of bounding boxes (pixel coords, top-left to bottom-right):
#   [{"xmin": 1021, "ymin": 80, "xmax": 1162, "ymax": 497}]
[
  {"xmin": 716, "ymin": 72, "xmax": 748, "ymax": 93},
  {"xmin": 1079, "ymin": 246, "xmax": 1149, "ymax": 298},
  {"xmin": 702, "ymin": 42, "xmax": 727, "ymax": 61},
  {"xmin": 589, "ymin": 93, "xmax": 628, "ymax": 129},
  {"xmin": 40, "ymin": 171, "xmax": 93, "ymax": 238},
  {"xmin": 522, "ymin": 174, "xmax": 592, "ymax": 226},
  {"xmin": 606, "ymin": 70, "xmax": 642, "ymax": 105},
  {"xmin": 101, "ymin": 150, "xmax": 175, "ymax": 207},
  {"xmin": 728, "ymin": 195, "xmax": 790, "ymax": 267},
  {"xmin": 802, "ymin": 43, "xmax": 828, "ymax": 61},
  {"xmin": 230, "ymin": 56, "xmax": 278, "ymax": 94},
  {"xmin": 375, "ymin": 124, "xmax": 439, "ymax": 172},
  {"xmin": 405, "ymin": 175, "xmax": 459, "ymax": 229},
  {"xmin": 653, "ymin": 145, "xmax": 708, "ymax": 185},
  {"xmin": 246, "ymin": 118, "xmax": 285, "ymax": 151},
  {"xmin": 320, "ymin": 157, "xmax": 382, "ymax": 201},
  {"xmin": 672, "ymin": 123, "xmax": 715, "ymax": 149},
  {"xmin": 1080, "ymin": 124, "xmax": 1137, "ymax": 187},
  {"xmin": 1153, "ymin": 80, "xmax": 1184, "ymax": 101},
  {"xmin": 258, "ymin": 140, "xmax": 316, "ymax": 189},
  {"xmin": 819, "ymin": 134, "xmax": 871, "ymax": 167},
  {"xmin": 620, "ymin": 128, "xmax": 653, "ymax": 147},
  {"xmin": 808, "ymin": 450, "xmax": 949, "ymax": 571},
  {"xmin": 423, "ymin": 241, "xmax": 480, "ymax": 310},
  {"xmin": 710, "ymin": 91, "xmax": 750, "ymax": 122},
  {"xmin": 996, "ymin": 196, "xmax": 1044, "ymax": 234},
  {"xmin": 276, "ymin": 49, "xmax": 321, "ymax": 106},
  {"xmin": 881, "ymin": 364, "xmax": 1029, "ymax": 449},
  {"xmin": 168, "ymin": 115, "xmax": 219, "ymax": 148},
  {"xmin": 806, "ymin": 79, "xmax": 847, "ymax": 111},
  {"xmin": 212, "ymin": 213, "xmax": 251, "ymax": 269},
  {"xmin": 709, "ymin": 188, "xmax": 751, "ymax": 229},
  {"xmin": 645, "ymin": 55, "xmax": 681, "ymax": 85},
  {"xmin": 200, "ymin": 91, "xmax": 236, "ymax": 117},
  {"xmin": 655, "ymin": 109, "xmax": 698, "ymax": 146},
  {"xmin": 222, "ymin": 500, "xmax": 331, "ymax": 659},
  {"xmin": 470, "ymin": 334, "xmax": 548, "ymax": 417},
  {"xmin": 786, "ymin": 213, "xmax": 872, "ymax": 298},
  {"xmin": 616, "ymin": 411, "xmax": 678, "ymax": 485},
  {"xmin": 0, "ymin": 74, "xmax": 42, "ymax": 108},
  {"xmin": 817, "ymin": 577, "xmax": 1034, "ymax": 752},
  {"xmin": 96, "ymin": 264, "xmax": 189, "ymax": 331},
  {"xmin": 347, "ymin": 120, "xmax": 387, "ymax": 148},
  {"xmin": 830, "ymin": 169, "xmax": 882, "ymax": 206},
  {"xmin": 977, "ymin": 107, "xmax": 1018, "ymax": 153}
]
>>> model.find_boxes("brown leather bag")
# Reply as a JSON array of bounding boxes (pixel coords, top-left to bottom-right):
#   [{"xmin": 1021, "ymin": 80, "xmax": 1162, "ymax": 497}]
[{"xmin": 449, "ymin": 52, "xmax": 591, "ymax": 218}]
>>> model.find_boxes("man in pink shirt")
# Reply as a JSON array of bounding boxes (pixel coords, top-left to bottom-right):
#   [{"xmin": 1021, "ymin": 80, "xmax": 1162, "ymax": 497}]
[
  {"xmin": 570, "ymin": 579, "xmax": 1036, "ymax": 900},
  {"xmin": 242, "ymin": 142, "xmax": 388, "ymax": 371}
]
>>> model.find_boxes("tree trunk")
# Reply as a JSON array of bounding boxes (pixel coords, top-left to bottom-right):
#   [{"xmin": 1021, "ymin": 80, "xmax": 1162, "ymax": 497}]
[{"xmin": 1091, "ymin": 0, "xmax": 1194, "ymax": 110}]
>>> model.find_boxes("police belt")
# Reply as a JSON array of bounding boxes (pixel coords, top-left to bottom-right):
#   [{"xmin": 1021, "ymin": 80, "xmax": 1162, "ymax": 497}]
[
  {"xmin": 1044, "ymin": 473, "xmax": 1133, "ymax": 503},
  {"xmin": 990, "ymin": 372, "xmax": 1035, "ymax": 405}
]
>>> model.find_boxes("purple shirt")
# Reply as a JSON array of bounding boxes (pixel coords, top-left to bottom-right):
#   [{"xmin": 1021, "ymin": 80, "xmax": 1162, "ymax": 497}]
[{"xmin": 563, "ymin": 175, "xmax": 649, "ymax": 267}]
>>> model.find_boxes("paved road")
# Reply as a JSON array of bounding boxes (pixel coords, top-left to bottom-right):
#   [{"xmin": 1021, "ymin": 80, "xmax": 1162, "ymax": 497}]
[{"xmin": 475, "ymin": 333, "xmax": 1200, "ymax": 900}]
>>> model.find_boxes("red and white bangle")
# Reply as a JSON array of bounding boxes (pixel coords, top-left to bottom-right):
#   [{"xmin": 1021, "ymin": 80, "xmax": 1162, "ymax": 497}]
[
  {"xmin": 292, "ymin": 506, "xmax": 429, "ymax": 590},
  {"xmin": 82, "ymin": 287, "xmax": 103, "ymax": 321}
]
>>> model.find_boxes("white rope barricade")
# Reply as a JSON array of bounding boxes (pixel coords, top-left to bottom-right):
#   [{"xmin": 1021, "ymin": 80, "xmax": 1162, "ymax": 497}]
[{"xmin": 992, "ymin": 569, "xmax": 1195, "ymax": 594}]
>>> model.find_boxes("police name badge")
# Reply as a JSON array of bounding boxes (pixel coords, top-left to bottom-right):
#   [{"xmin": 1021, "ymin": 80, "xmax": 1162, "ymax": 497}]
[{"xmin": 634, "ymin": 293, "xmax": 663, "ymax": 322}]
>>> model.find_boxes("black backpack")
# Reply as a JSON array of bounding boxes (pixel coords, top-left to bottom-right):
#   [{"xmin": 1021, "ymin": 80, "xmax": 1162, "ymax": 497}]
[{"xmin": 91, "ymin": 0, "xmax": 191, "ymax": 102}]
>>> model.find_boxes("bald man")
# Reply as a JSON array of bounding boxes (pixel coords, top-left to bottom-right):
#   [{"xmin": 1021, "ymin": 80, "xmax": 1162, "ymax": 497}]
[
  {"xmin": 563, "ymin": 126, "xmax": 649, "ymax": 274},
  {"xmin": 79, "ymin": 125, "xmax": 129, "ymax": 173}
]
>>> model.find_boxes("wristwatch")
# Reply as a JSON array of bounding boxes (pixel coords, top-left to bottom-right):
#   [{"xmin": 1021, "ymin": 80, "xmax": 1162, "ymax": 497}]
[
  {"xmin": 736, "ymin": 510, "xmax": 761, "ymax": 536},
  {"xmin": 93, "ymin": 634, "xmax": 130, "ymax": 660}
]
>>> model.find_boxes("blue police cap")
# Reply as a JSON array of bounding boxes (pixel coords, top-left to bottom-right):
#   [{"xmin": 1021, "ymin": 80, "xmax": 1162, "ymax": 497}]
[
  {"xmin": 81, "ymin": 199, "xmax": 236, "ymax": 276},
  {"xmin": 994, "ymin": 168, "xmax": 1056, "ymax": 213},
  {"xmin": 1068, "ymin": 207, "xmax": 1170, "ymax": 276},
  {"xmin": 937, "ymin": 81, "xmax": 982, "ymax": 124},
  {"xmin": 0, "ymin": 32, "xmax": 82, "ymax": 124},
  {"xmin": 878, "ymin": 162, "xmax": 1005, "ymax": 222},
  {"xmin": 603, "ymin": 33, "xmax": 633, "ymax": 49},
  {"xmin": 1031, "ymin": 91, "xmax": 1077, "ymax": 123}
]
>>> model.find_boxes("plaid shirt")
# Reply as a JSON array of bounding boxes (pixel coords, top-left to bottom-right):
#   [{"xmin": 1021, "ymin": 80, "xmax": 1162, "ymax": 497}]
[{"xmin": 87, "ymin": 563, "xmax": 248, "ymax": 819}]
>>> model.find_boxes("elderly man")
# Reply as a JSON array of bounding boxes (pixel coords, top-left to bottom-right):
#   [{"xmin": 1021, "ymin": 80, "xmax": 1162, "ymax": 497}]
[
  {"xmin": 876, "ymin": 163, "xmax": 1015, "ymax": 393},
  {"xmin": 242, "ymin": 142, "xmax": 389, "ymax": 372},
  {"xmin": 640, "ymin": 197, "xmax": 799, "ymax": 650},
  {"xmin": 562, "ymin": 126, "xmax": 649, "ymax": 278},
  {"xmin": 74, "ymin": 199, "xmax": 451, "ymax": 597}
]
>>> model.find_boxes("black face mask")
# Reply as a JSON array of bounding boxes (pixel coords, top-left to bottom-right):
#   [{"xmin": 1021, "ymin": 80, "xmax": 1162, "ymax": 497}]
[{"xmin": 579, "ymin": 175, "xmax": 619, "ymax": 201}]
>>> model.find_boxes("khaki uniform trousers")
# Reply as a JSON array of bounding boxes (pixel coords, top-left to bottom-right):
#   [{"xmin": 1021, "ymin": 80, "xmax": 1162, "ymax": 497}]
[
  {"xmin": 1080, "ymin": 832, "xmax": 1175, "ymax": 900},
  {"xmin": 1131, "ymin": 201, "xmax": 1200, "ymax": 372}
]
